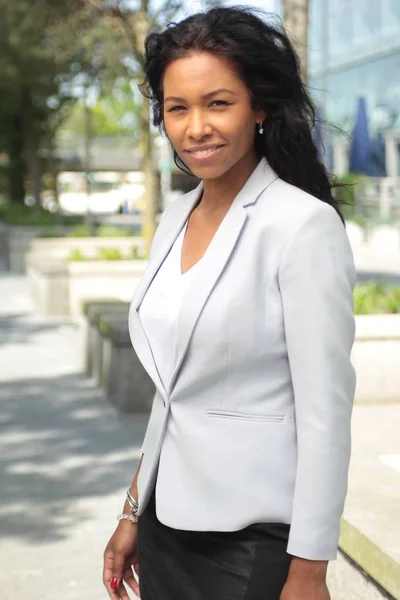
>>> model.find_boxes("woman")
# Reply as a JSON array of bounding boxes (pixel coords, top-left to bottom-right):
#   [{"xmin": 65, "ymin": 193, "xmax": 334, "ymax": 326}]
[{"xmin": 103, "ymin": 6, "xmax": 357, "ymax": 600}]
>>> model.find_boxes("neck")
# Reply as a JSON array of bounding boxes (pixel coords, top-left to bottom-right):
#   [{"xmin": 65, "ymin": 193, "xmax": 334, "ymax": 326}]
[{"xmin": 197, "ymin": 152, "xmax": 262, "ymax": 215}]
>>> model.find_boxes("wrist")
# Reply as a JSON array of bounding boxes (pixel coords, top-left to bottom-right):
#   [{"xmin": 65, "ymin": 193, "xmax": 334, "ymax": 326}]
[
  {"xmin": 117, "ymin": 516, "xmax": 137, "ymax": 530},
  {"xmin": 287, "ymin": 557, "xmax": 328, "ymax": 582}
]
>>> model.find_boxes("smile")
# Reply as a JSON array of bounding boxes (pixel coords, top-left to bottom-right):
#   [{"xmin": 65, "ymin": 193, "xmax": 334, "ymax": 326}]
[{"xmin": 186, "ymin": 145, "xmax": 226, "ymax": 160}]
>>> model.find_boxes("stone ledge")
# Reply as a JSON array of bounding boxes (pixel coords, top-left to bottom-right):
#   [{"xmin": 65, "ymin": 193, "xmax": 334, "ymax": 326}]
[
  {"xmin": 353, "ymin": 315, "xmax": 400, "ymax": 404},
  {"xmin": 355, "ymin": 314, "xmax": 400, "ymax": 341},
  {"xmin": 83, "ymin": 299, "xmax": 130, "ymax": 324},
  {"xmin": 339, "ymin": 517, "xmax": 400, "ymax": 600},
  {"xmin": 98, "ymin": 313, "xmax": 131, "ymax": 345},
  {"xmin": 339, "ymin": 404, "xmax": 400, "ymax": 599}
]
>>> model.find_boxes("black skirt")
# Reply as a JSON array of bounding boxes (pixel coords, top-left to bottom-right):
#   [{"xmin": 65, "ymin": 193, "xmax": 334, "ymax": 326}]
[{"xmin": 137, "ymin": 488, "xmax": 292, "ymax": 600}]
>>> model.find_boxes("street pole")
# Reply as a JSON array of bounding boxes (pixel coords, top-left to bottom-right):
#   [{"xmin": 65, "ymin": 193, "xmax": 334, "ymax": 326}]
[
  {"xmin": 136, "ymin": 7, "xmax": 157, "ymax": 257},
  {"xmin": 321, "ymin": 0, "xmax": 329, "ymax": 164},
  {"xmin": 282, "ymin": 0, "xmax": 309, "ymax": 84},
  {"xmin": 158, "ymin": 135, "xmax": 172, "ymax": 210},
  {"xmin": 84, "ymin": 78, "xmax": 94, "ymax": 236}
]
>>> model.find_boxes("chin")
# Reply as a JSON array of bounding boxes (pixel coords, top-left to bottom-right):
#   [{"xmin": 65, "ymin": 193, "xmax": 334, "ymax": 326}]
[{"xmin": 184, "ymin": 157, "xmax": 232, "ymax": 178}]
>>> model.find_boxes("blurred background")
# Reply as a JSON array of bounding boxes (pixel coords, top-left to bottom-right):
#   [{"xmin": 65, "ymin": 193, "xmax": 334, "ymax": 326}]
[{"xmin": 0, "ymin": 1, "xmax": 399, "ymax": 599}]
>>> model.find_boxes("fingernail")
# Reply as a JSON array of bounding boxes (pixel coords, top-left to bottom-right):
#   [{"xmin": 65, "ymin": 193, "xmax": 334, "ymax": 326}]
[{"xmin": 111, "ymin": 577, "xmax": 118, "ymax": 590}]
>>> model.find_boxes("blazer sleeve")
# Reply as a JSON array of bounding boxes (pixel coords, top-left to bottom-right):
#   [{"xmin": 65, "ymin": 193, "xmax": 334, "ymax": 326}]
[{"xmin": 278, "ymin": 202, "xmax": 357, "ymax": 561}]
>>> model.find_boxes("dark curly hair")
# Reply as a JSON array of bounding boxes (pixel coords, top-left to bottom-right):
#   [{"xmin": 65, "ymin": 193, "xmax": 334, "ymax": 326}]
[{"xmin": 138, "ymin": 5, "xmax": 345, "ymax": 224}]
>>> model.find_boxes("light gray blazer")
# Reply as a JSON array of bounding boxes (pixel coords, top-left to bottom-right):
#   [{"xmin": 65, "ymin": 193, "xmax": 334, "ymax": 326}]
[{"xmin": 128, "ymin": 156, "xmax": 357, "ymax": 560}]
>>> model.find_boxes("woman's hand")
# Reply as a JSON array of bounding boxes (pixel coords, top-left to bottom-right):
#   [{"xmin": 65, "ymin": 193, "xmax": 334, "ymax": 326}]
[
  {"xmin": 279, "ymin": 557, "xmax": 330, "ymax": 600},
  {"xmin": 279, "ymin": 577, "xmax": 331, "ymax": 599},
  {"xmin": 103, "ymin": 521, "xmax": 140, "ymax": 599}
]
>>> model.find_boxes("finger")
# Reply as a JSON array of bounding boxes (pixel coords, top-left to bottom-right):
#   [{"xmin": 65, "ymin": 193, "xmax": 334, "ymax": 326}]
[
  {"xmin": 124, "ymin": 549, "xmax": 140, "ymax": 576},
  {"xmin": 103, "ymin": 580, "xmax": 121, "ymax": 600},
  {"xmin": 103, "ymin": 551, "xmax": 121, "ymax": 600},
  {"xmin": 108, "ymin": 546, "xmax": 128, "ymax": 592},
  {"xmin": 116, "ymin": 580, "xmax": 131, "ymax": 600},
  {"xmin": 133, "ymin": 556, "xmax": 140, "ymax": 575},
  {"xmin": 123, "ymin": 565, "xmax": 140, "ymax": 598}
]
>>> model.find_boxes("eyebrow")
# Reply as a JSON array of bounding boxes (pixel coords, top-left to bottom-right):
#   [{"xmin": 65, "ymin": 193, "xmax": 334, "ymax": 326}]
[{"xmin": 164, "ymin": 88, "xmax": 237, "ymax": 103}]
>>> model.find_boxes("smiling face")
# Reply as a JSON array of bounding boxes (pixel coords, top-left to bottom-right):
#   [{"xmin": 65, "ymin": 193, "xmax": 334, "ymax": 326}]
[{"xmin": 162, "ymin": 52, "xmax": 266, "ymax": 182}]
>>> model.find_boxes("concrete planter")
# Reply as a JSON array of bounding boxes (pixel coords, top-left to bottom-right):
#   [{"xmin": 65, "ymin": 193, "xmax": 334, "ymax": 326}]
[
  {"xmin": 345, "ymin": 221, "xmax": 400, "ymax": 275},
  {"xmin": 99, "ymin": 313, "xmax": 154, "ymax": 413},
  {"xmin": 29, "ymin": 235, "xmax": 145, "ymax": 261},
  {"xmin": 82, "ymin": 300, "xmax": 154, "ymax": 413},
  {"xmin": 346, "ymin": 222, "xmax": 400, "ymax": 251},
  {"xmin": 26, "ymin": 255, "xmax": 147, "ymax": 316},
  {"xmin": 353, "ymin": 314, "xmax": 400, "ymax": 404},
  {"xmin": 0, "ymin": 222, "xmax": 72, "ymax": 273},
  {"xmin": 27, "ymin": 257, "xmax": 69, "ymax": 316},
  {"xmin": 68, "ymin": 260, "xmax": 146, "ymax": 314}
]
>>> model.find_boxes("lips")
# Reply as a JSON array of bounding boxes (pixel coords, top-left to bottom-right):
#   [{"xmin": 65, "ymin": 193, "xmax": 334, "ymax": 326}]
[
  {"xmin": 185, "ymin": 145, "xmax": 226, "ymax": 161},
  {"xmin": 186, "ymin": 145, "xmax": 225, "ymax": 152}
]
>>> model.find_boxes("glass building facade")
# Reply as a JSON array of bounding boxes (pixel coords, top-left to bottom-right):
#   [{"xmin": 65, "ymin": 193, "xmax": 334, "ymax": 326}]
[{"xmin": 308, "ymin": 0, "xmax": 400, "ymax": 134}]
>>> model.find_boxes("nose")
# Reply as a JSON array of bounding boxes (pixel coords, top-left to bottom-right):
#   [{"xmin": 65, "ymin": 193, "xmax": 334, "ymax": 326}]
[{"xmin": 187, "ymin": 111, "xmax": 213, "ymax": 139}]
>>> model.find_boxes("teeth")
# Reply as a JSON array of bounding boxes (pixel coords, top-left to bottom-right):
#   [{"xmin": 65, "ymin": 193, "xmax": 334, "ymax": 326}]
[{"xmin": 191, "ymin": 147, "xmax": 219, "ymax": 155}]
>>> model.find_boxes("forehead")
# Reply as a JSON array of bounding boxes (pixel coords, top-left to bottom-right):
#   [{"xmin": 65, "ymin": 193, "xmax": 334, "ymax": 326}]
[{"xmin": 163, "ymin": 52, "xmax": 245, "ymax": 96}]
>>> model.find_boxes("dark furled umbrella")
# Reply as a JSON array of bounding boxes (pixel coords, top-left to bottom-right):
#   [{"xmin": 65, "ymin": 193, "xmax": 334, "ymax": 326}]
[
  {"xmin": 369, "ymin": 132, "xmax": 387, "ymax": 177},
  {"xmin": 349, "ymin": 97, "xmax": 372, "ymax": 175},
  {"xmin": 313, "ymin": 104, "xmax": 334, "ymax": 170}
]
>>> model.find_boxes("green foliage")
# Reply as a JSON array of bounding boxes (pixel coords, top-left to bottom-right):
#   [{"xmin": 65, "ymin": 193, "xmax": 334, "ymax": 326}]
[
  {"xmin": 0, "ymin": 1, "xmax": 82, "ymax": 203},
  {"xmin": 131, "ymin": 246, "xmax": 139, "ymax": 259},
  {"xmin": 97, "ymin": 247, "xmax": 123, "ymax": 261},
  {"xmin": 37, "ymin": 228, "xmax": 66, "ymax": 238},
  {"xmin": 0, "ymin": 202, "xmax": 81, "ymax": 226},
  {"xmin": 68, "ymin": 248, "xmax": 87, "ymax": 261},
  {"xmin": 354, "ymin": 283, "xmax": 400, "ymax": 314},
  {"xmin": 130, "ymin": 245, "xmax": 148, "ymax": 260},
  {"xmin": 348, "ymin": 213, "xmax": 369, "ymax": 229},
  {"xmin": 96, "ymin": 224, "xmax": 135, "ymax": 237},
  {"xmin": 66, "ymin": 223, "xmax": 139, "ymax": 237},
  {"xmin": 334, "ymin": 173, "xmax": 366, "ymax": 220},
  {"xmin": 61, "ymin": 79, "xmax": 142, "ymax": 139},
  {"xmin": 68, "ymin": 225, "xmax": 92, "ymax": 237}
]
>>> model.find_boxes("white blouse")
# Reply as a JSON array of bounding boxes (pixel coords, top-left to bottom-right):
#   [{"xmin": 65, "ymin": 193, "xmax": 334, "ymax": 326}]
[{"xmin": 138, "ymin": 220, "xmax": 203, "ymax": 391}]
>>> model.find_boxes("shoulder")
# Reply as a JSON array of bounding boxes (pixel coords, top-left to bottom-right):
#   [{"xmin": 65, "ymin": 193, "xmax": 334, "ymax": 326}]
[{"xmin": 256, "ymin": 178, "xmax": 346, "ymax": 244}]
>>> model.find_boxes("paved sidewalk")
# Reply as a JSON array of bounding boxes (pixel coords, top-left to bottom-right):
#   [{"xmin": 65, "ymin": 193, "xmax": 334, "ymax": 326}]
[{"xmin": 0, "ymin": 275, "xmax": 147, "ymax": 600}]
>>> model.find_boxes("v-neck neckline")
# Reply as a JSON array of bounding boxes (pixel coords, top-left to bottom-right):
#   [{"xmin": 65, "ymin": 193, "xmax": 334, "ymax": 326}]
[{"xmin": 179, "ymin": 221, "xmax": 204, "ymax": 277}]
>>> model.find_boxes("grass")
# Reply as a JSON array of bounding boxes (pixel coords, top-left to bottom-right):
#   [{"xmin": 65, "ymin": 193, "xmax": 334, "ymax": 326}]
[
  {"xmin": 354, "ymin": 282, "xmax": 400, "ymax": 314},
  {"xmin": 67, "ymin": 246, "xmax": 147, "ymax": 261}
]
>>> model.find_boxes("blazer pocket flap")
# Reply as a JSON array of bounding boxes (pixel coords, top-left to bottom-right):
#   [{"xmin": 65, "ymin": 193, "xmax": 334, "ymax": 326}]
[{"xmin": 204, "ymin": 409, "xmax": 285, "ymax": 423}]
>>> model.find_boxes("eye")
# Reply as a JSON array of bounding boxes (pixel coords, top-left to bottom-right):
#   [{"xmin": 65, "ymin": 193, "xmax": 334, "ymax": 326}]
[
  {"xmin": 167, "ymin": 100, "xmax": 230, "ymax": 113},
  {"xmin": 210, "ymin": 100, "xmax": 230, "ymax": 107}
]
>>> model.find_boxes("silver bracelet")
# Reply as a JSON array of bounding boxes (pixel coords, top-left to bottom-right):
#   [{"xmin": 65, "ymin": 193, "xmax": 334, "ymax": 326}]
[
  {"xmin": 126, "ymin": 489, "xmax": 139, "ymax": 513},
  {"xmin": 117, "ymin": 512, "xmax": 138, "ymax": 524}
]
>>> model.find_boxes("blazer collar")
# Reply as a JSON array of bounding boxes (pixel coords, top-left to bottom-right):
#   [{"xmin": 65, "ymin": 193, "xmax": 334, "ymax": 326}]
[
  {"xmin": 195, "ymin": 155, "xmax": 278, "ymax": 209},
  {"xmin": 129, "ymin": 156, "xmax": 278, "ymax": 398}
]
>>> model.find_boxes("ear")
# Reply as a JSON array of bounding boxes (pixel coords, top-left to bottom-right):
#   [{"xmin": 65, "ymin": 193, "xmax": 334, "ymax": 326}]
[{"xmin": 256, "ymin": 110, "xmax": 267, "ymax": 123}]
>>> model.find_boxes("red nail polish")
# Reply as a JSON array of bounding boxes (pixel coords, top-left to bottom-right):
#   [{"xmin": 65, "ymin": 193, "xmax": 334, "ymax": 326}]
[{"xmin": 111, "ymin": 577, "xmax": 118, "ymax": 590}]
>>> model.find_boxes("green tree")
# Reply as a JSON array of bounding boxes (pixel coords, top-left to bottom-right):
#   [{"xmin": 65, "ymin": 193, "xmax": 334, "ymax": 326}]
[
  {"xmin": 0, "ymin": 1, "xmax": 81, "ymax": 204},
  {"xmin": 282, "ymin": 0, "xmax": 309, "ymax": 82},
  {"xmin": 81, "ymin": 0, "xmax": 221, "ymax": 252},
  {"xmin": 61, "ymin": 78, "xmax": 142, "ymax": 138}
]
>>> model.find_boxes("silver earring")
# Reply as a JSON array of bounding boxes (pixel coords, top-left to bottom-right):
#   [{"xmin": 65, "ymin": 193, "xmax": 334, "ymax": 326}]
[{"xmin": 258, "ymin": 122, "xmax": 264, "ymax": 135}]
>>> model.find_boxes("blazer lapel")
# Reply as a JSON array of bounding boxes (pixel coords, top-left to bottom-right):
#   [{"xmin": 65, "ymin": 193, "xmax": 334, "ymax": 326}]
[
  {"xmin": 131, "ymin": 183, "xmax": 203, "ymax": 313},
  {"xmin": 168, "ymin": 157, "xmax": 279, "ymax": 394},
  {"xmin": 128, "ymin": 182, "xmax": 203, "ymax": 397}
]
